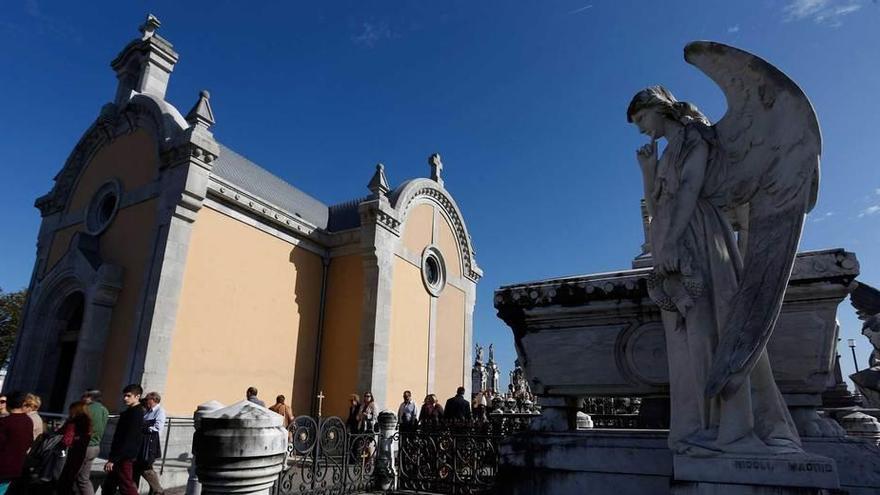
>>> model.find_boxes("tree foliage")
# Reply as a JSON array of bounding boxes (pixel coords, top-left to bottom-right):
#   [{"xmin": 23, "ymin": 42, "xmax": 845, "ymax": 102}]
[{"xmin": 0, "ymin": 287, "xmax": 27, "ymax": 366}]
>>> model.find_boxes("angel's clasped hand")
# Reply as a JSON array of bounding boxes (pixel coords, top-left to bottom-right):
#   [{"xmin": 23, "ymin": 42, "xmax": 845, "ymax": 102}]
[{"xmin": 636, "ymin": 141, "xmax": 657, "ymax": 172}]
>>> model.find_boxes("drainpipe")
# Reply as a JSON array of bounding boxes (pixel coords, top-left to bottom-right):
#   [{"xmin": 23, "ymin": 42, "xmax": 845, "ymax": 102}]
[{"xmin": 310, "ymin": 255, "xmax": 330, "ymax": 416}]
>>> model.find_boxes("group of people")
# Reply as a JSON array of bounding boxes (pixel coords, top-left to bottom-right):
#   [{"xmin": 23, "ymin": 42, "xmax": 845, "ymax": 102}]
[
  {"xmin": 246, "ymin": 387, "xmax": 295, "ymax": 428},
  {"xmin": 385, "ymin": 387, "xmax": 476, "ymax": 432},
  {"xmin": 0, "ymin": 384, "xmax": 166, "ymax": 495},
  {"xmin": 245, "ymin": 385, "xmax": 476, "ymax": 434}
]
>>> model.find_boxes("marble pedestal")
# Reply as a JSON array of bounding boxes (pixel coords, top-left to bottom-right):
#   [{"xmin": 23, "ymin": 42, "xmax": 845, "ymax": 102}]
[
  {"xmin": 497, "ymin": 429, "xmax": 880, "ymax": 495},
  {"xmin": 672, "ymin": 453, "xmax": 838, "ymax": 493},
  {"xmin": 495, "ymin": 249, "xmax": 859, "ymax": 435}
]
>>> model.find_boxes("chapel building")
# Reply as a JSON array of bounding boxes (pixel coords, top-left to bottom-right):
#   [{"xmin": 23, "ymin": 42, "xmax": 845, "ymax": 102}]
[{"xmin": 3, "ymin": 16, "xmax": 481, "ymax": 417}]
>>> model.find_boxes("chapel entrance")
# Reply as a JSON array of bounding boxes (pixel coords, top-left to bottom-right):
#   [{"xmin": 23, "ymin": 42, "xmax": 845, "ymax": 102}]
[{"xmin": 47, "ymin": 291, "xmax": 85, "ymax": 413}]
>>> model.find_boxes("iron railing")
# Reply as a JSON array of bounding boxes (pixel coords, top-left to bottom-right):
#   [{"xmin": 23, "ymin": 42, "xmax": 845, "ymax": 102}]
[
  {"xmin": 395, "ymin": 414, "xmax": 536, "ymax": 494},
  {"xmin": 275, "ymin": 416, "xmax": 377, "ymax": 495}
]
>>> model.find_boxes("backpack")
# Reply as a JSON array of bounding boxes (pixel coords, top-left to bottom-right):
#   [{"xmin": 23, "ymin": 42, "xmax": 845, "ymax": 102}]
[{"xmin": 23, "ymin": 431, "xmax": 68, "ymax": 484}]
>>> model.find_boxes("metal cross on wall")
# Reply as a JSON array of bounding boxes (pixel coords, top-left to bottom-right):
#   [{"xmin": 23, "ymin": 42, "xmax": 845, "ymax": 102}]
[{"xmin": 316, "ymin": 390, "xmax": 325, "ymax": 417}]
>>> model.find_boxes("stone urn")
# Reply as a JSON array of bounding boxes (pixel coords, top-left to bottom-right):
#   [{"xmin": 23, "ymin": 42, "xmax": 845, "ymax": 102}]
[{"xmin": 193, "ymin": 400, "xmax": 288, "ymax": 494}]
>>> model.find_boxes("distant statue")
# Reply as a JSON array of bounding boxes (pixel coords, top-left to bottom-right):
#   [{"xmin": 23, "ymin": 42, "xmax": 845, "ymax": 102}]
[
  {"xmin": 865, "ymin": 315, "xmax": 880, "ymax": 368},
  {"xmin": 851, "ymin": 315, "xmax": 880, "ymax": 407},
  {"xmin": 475, "ymin": 343, "xmax": 484, "ymax": 364},
  {"xmin": 488, "ymin": 343, "xmax": 495, "ymax": 363},
  {"xmin": 629, "ymin": 42, "xmax": 820, "ymax": 456}
]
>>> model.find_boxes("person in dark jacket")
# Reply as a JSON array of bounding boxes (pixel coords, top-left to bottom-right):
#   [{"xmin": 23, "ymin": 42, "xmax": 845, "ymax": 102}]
[
  {"xmin": 0, "ymin": 391, "xmax": 34, "ymax": 495},
  {"xmin": 102, "ymin": 384, "xmax": 144, "ymax": 495},
  {"xmin": 345, "ymin": 394, "xmax": 360, "ymax": 432},
  {"xmin": 443, "ymin": 387, "xmax": 472, "ymax": 422}
]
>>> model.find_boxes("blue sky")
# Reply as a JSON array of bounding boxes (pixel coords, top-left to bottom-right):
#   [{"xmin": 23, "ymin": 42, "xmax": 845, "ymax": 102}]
[{"xmin": 1, "ymin": 1, "xmax": 879, "ymax": 390}]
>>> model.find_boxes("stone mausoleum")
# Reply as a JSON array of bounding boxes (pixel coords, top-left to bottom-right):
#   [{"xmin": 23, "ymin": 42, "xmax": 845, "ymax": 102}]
[{"xmin": 3, "ymin": 16, "xmax": 481, "ymax": 418}]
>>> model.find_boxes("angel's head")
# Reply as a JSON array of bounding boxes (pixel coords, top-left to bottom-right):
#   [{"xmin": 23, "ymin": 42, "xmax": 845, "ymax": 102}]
[{"xmin": 627, "ymin": 86, "xmax": 709, "ymax": 138}]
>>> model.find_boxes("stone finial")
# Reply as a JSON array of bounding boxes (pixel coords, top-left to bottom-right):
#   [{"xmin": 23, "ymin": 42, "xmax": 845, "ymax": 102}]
[
  {"xmin": 111, "ymin": 14, "xmax": 179, "ymax": 104},
  {"xmin": 368, "ymin": 163, "xmax": 390, "ymax": 197},
  {"xmin": 186, "ymin": 90, "xmax": 215, "ymax": 130},
  {"xmin": 429, "ymin": 153, "xmax": 444, "ymax": 186},
  {"xmin": 139, "ymin": 13, "xmax": 161, "ymax": 40}
]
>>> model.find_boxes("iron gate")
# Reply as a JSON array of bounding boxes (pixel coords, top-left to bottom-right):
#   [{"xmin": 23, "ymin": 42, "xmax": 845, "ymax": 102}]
[
  {"xmin": 395, "ymin": 416, "xmax": 534, "ymax": 494},
  {"xmin": 275, "ymin": 416, "xmax": 377, "ymax": 495}
]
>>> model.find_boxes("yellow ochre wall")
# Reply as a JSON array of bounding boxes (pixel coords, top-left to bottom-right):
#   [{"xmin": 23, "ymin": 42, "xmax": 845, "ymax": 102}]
[
  {"xmin": 318, "ymin": 254, "xmax": 364, "ymax": 418},
  {"xmin": 387, "ymin": 256, "xmax": 431, "ymax": 404},
  {"xmin": 164, "ymin": 207, "xmax": 323, "ymax": 415},
  {"xmin": 386, "ymin": 202, "xmax": 468, "ymax": 408},
  {"xmin": 434, "ymin": 212, "xmax": 466, "ymax": 400},
  {"xmin": 42, "ymin": 129, "xmax": 161, "ymax": 410}
]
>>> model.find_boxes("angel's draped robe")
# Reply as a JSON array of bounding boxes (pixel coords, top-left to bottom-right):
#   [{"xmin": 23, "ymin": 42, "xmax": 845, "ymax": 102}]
[{"xmin": 651, "ymin": 122, "xmax": 801, "ymax": 454}]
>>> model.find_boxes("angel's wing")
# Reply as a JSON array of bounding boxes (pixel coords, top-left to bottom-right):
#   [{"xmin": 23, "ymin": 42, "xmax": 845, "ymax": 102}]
[
  {"xmin": 851, "ymin": 282, "xmax": 880, "ymax": 321},
  {"xmin": 684, "ymin": 41, "xmax": 822, "ymax": 398}
]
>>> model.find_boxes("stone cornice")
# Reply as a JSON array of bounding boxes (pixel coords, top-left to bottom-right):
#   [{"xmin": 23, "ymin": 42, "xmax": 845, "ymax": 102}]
[
  {"xmin": 207, "ymin": 176, "xmax": 321, "ymax": 236},
  {"xmin": 495, "ymin": 248, "xmax": 859, "ymax": 315}
]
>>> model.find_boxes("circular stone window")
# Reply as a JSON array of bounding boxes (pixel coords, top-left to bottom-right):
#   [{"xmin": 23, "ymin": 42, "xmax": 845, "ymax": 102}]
[
  {"xmin": 85, "ymin": 180, "xmax": 122, "ymax": 235},
  {"xmin": 421, "ymin": 246, "xmax": 447, "ymax": 296}
]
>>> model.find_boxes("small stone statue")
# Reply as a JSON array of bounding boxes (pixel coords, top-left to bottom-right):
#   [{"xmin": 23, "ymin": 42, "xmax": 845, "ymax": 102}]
[
  {"xmin": 488, "ymin": 343, "xmax": 495, "ymax": 363},
  {"xmin": 630, "ymin": 41, "xmax": 820, "ymax": 456},
  {"xmin": 475, "ymin": 343, "xmax": 484, "ymax": 364},
  {"xmin": 866, "ymin": 315, "xmax": 880, "ymax": 368},
  {"xmin": 851, "ymin": 315, "xmax": 880, "ymax": 407}
]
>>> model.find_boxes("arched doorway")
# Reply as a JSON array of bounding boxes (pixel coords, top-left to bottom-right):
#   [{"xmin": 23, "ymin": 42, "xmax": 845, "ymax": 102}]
[{"xmin": 47, "ymin": 291, "xmax": 85, "ymax": 412}]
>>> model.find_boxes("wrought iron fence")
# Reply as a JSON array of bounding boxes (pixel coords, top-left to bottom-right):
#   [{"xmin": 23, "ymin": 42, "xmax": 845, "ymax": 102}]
[
  {"xmin": 581, "ymin": 396, "xmax": 669, "ymax": 429},
  {"xmin": 395, "ymin": 414, "xmax": 536, "ymax": 494},
  {"xmin": 275, "ymin": 416, "xmax": 377, "ymax": 495}
]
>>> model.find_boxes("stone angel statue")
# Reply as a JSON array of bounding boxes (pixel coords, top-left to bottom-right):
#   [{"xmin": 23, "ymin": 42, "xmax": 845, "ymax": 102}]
[{"xmin": 629, "ymin": 41, "xmax": 820, "ymax": 455}]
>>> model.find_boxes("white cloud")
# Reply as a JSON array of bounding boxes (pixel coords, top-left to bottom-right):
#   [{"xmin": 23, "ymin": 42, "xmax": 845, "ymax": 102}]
[
  {"xmin": 782, "ymin": 0, "xmax": 863, "ymax": 26},
  {"xmin": 810, "ymin": 211, "xmax": 834, "ymax": 222},
  {"xmin": 568, "ymin": 4, "xmax": 594, "ymax": 15},
  {"xmin": 352, "ymin": 22, "xmax": 395, "ymax": 48},
  {"xmin": 727, "ymin": 25, "xmax": 740, "ymax": 33},
  {"xmin": 858, "ymin": 205, "xmax": 880, "ymax": 218}
]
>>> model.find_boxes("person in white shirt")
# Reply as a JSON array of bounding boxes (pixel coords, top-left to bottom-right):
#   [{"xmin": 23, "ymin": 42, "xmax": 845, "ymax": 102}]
[
  {"xmin": 135, "ymin": 391, "xmax": 166, "ymax": 494},
  {"xmin": 397, "ymin": 390, "xmax": 418, "ymax": 432}
]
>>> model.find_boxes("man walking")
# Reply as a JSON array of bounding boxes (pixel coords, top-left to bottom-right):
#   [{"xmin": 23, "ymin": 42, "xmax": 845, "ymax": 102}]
[
  {"xmin": 397, "ymin": 390, "xmax": 418, "ymax": 431},
  {"xmin": 78, "ymin": 389, "xmax": 109, "ymax": 495},
  {"xmin": 135, "ymin": 391, "xmax": 166, "ymax": 495},
  {"xmin": 443, "ymin": 387, "xmax": 472, "ymax": 422},
  {"xmin": 102, "ymin": 384, "xmax": 145, "ymax": 495}
]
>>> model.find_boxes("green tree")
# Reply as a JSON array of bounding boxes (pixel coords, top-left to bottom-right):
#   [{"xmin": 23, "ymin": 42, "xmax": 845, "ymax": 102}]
[{"xmin": 0, "ymin": 287, "xmax": 27, "ymax": 365}]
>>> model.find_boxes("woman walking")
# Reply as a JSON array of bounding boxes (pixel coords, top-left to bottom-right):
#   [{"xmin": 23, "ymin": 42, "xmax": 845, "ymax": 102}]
[{"xmin": 56, "ymin": 401, "xmax": 92, "ymax": 495}]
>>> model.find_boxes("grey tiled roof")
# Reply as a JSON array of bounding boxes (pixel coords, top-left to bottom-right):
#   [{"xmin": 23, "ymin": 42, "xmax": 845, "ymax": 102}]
[
  {"xmin": 212, "ymin": 144, "xmax": 330, "ymax": 229},
  {"xmin": 327, "ymin": 196, "xmax": 367, "ymax": 232}
]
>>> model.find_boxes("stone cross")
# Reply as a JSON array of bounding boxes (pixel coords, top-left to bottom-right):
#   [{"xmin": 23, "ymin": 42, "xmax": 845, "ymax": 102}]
[
  {"xmin": 139, "ymin": 14, "xmax": 161, "ymax": 40},
  {"xmin": 429, "ymin": 153, "xmax": 444, "ymax": 186},
  {"xmin": 316, "ymin": 390, "xmax": 325, "ymax": 417}
]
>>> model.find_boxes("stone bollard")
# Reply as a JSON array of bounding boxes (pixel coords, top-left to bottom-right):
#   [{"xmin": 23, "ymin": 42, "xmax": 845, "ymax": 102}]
[
  {"xmin": 186, "ymin": 401, "xmax": 225, "ymax": 495},
  {"xmin": 193, "ymin": 400, "xmax": 287, "ymax": 494},
  {"xmin": 838, "ymin": 411, "xmax": 880, "ymax": 446},
  {"xmin": 375, "ymin": 410, "xmax": 398, "ymax": 491},
  {"xmin": 576, "ymin": 411, "xmax": 593, "ymax": 429}
]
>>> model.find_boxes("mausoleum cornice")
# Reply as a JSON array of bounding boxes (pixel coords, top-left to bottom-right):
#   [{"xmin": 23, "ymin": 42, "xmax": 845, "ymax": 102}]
[{"xmin": 495, "ymin": 249, "xmax": 859, "ymax": 316}]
